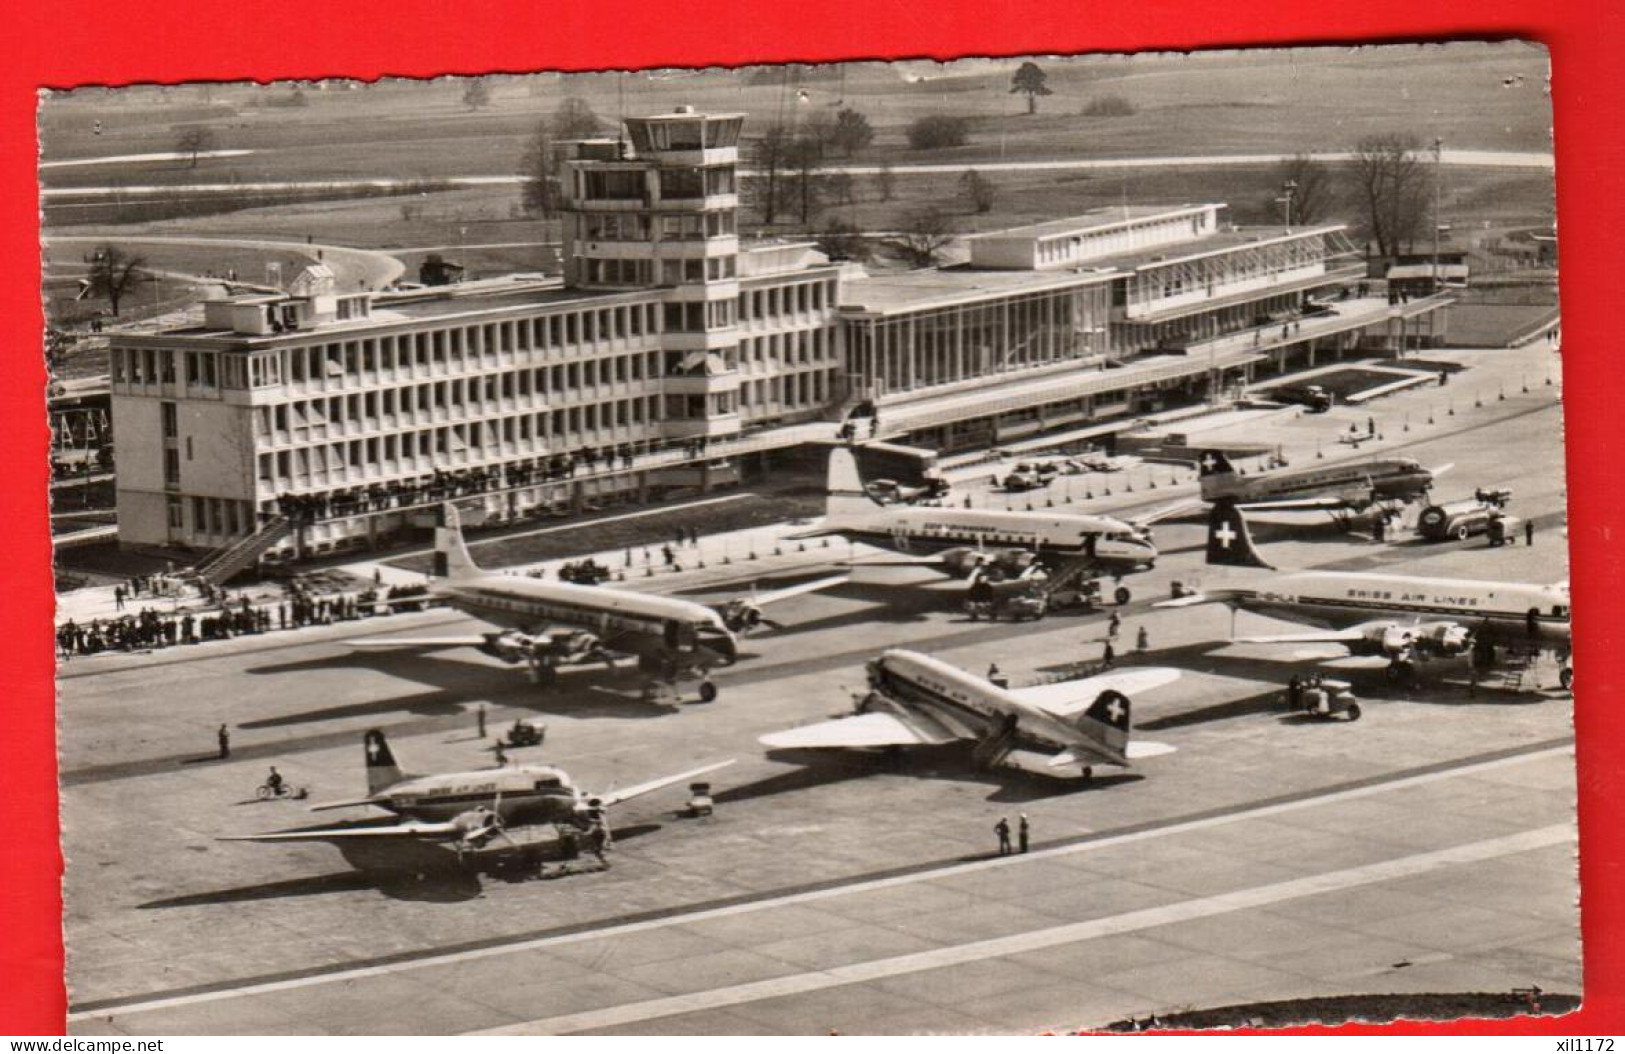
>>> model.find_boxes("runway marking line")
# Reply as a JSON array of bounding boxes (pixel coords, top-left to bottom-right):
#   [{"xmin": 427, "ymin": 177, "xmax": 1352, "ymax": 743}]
[
  {"xmin": 477, "ymin": 823, "xmax": 1575, "ymax": 1035},
  {"xmin": 68, "ymin": 740, "xmax": 1573, "ymax": 1025}
]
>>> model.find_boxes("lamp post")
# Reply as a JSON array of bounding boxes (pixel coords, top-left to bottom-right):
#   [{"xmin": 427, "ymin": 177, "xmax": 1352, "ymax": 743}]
[
  {"xmin": 1276, "ymin": 178, "xmax": 1298, "ymax": 231},
  {"xmin": 1432, "ymin": 137, "xmax": 1444, "ymax": 294}
]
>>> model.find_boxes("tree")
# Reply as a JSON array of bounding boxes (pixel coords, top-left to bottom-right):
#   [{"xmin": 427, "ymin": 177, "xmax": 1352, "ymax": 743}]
[
  {"xmin": 822, "ymin": 170, "xmax": 857, "ymax": 211},
  {"xmin": 884, "ymin": 207, "xmax": 955, "ymax": 268},
  {"xmin": 801, "ymin": 110, "xmax": 838, "ymax": 154},
  {"xmin": 907, "ymin": 115, "xmax": 970, "ymax": 150},
  {"xmin": 746, "ymin": 123, "xmax": 795, "ymax": 225},
  {"xmin": 1010, "ymin": 61, "xmax": 1054, "ymax": 115},
  {"xmin": 830, "ymin": 106, "xmax": 875, "ymax": 157},
  {"xmin": 816, "ymin": 219, "xmax": 870, "ymax": 263},
  {"xmin": 173, "ymin": 125, "xmax": 215, "ymax": 167},
  {"xmin": 959, "ymin": 169, "xmax": 995, "ymax": 214},
  {"xmin": 462, "ymin": 78, "xmax": 492, "ymax": 111},
  {"xmin": 84, "ymin": 245, "xmax": 146, "ymax": 317},
  {"xmin": 785, "ymin": 134, "xmax": 827, "ymax": 226},
  {"xmin": 520, "ymin": 123, "xmax": 562, "ymax": 218},
  {"xmin": 552, "ymin": 96, "xmax": 601, "ymax": 139},
  {"xmin": 874, "ymin": 162, "xmax": 897, "ymax": 202},
  {"xmin": 1274, "ymin": 154, "xmax": 1333, "ymax": 227},
  {"xmin": 1350, "ymin": 133, "xmax": 1430, "ymax": 258}
]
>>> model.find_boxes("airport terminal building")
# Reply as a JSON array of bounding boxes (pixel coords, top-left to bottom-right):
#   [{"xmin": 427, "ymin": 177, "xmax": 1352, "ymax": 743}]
[{"xmin": 107, "ymin": 106, "xmax": 1453, "ymax": 567}]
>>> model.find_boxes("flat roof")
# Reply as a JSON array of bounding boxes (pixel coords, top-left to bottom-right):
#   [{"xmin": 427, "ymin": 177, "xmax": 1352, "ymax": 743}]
[
  {"xmin": 1081, "ymin": 223, "xmax": 1349, "ymax": 273},
  {"xmin": 838, "ymin": 265, "xmax": 1114, "ymax": 316},
  {"xmin": 967, "ymin": 205, "xmax": 1215, "ymax": 243}
]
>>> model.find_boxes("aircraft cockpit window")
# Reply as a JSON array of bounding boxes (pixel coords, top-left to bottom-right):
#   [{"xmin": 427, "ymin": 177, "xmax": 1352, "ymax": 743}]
[
  {"xmin": 533, "ymin": 778, "xmax": 562, "ymax": 790},
  {"xmin": 1553, "ymin": 605, "xmax": 1569, "ymax": 618}
]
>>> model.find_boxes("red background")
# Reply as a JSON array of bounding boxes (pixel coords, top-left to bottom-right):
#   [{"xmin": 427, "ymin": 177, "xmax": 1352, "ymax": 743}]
[{"xmin": 4, "ymin": 0, "xmax": 1621, "ymax": 1036}]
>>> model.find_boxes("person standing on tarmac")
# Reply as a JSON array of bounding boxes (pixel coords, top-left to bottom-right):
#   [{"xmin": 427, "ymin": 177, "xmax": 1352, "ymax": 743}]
[
  {"xmin": 995, "ymin": 817, "xmax": 1012, "ymax": 856},
  {"xmin": 1018, "ymin": 814, "xmax": 1030, "ymax": 853}
]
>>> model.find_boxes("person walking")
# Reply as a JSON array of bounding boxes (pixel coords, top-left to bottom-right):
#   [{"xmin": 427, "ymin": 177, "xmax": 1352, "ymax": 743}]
[
  {"xmin": 1525, "ymin": 519, "xmax": 1535, "ymax": 546},
  {"xmin": 994, "ymin": 817, "xmax": 1012, "ymax": 856},
  {"xmin": 114, "ymin": 585, "xmax": 126, "ymax": 611},
  {"xmin": 1103, "ymin": 640, "xmax": 1116, "ymax": 667},
  {"xmin": 477, "ymin": 703, "xmax": 487, "ymax": 739},
  {"xmin": 217, "ymin": 724, "xmax": 230, "ymax": 759},
  {"xmin": 1136, "ymin": 625, "xmax": 1149, "ymax": 653},
  {"xmin": 1108, "ymin": 611, "xmax": 1121, "ymax": 638},
  {"xmin": 1018, "ymin": 814, "xmax": 1030, "ymax": 853},
  {"xmin": 493, "ymin": 742, "xmax": 507, "ymax": 766}
]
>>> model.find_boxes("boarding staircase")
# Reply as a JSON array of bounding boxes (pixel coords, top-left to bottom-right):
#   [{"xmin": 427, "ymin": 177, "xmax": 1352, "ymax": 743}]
[
  {"xmin": 971, "ymin": 713, "xmax": 1021, "ymax": 770},
  {"xmin": 1495, "ymin": 645, "xmax": 1542, "ymax": 692},
  {"xmin": 1034, "ymin": 559, "xmax": 1103, "ymax": 611},
  {"xmin": 189, "ymin": 515, "xmax": 294, "ymax": 588}
]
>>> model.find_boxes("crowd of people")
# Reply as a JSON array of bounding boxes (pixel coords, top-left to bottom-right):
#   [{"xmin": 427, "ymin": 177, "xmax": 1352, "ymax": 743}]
[
  {"xmin": 55, "ymin": 582, "xmax": 423, "ymax": 660},
  {"xmin": 274, "ymin": 439, "xmax": 714, "ymax": 525}
]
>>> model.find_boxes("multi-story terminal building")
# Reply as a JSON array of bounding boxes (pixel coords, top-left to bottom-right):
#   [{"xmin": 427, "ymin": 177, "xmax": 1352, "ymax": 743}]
[{"xmin": 108, "ymin": 106, "xmax": 1452, "ymax": 570}]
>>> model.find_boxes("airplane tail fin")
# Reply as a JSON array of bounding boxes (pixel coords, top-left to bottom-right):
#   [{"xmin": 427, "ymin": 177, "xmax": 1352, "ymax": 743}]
[
  {"xmin": 363, "ymin": 729, "xmax": 404, "ymax": 794},
  {"xmin": 1073, "ymin": 689, "xmax": 1132, "ymax": 759},
  {"xmin": 1206, "ymin": 501, "xmax": 1274, "ymax": 569},
  {"xmin": 433, "ymin": 503, "xmax": 482, "ymax": 581},
  {"xmin": 826, "ymin": 446, "xmax": 879, "ymax": 522},
  {"xmin": 1198, "ymin": 450, "xmax": 1238, "ymax": 479}
]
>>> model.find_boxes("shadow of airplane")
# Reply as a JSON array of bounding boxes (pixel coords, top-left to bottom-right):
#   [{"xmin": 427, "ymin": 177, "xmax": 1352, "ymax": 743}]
[{"xmin": 750, "ymin": 744, "xmax": 1144, "ymax": 803}]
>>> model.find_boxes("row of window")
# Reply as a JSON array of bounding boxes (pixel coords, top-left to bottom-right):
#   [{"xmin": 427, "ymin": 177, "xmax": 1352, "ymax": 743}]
[
  {"xmin": 577, "ymin": 210, "xmax": 739, "ymax": 243},
  {"xmin": 580, "ymin": 255, "xmax": 738, "ymax": 288}
]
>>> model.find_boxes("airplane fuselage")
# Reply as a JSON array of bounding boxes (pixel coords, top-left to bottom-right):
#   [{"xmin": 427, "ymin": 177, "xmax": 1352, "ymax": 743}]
[
  {"xmin": 1203, "ymin": 458, "xmax": 1433, "ymax": 508},
  {"xmin": 865, "ymin": 650, "xmax": 1123, "ymax": 772},
  {"xmin": 377, "ymin": 765, "xmax": 585, "ymax": 826},
  {"xmin": 1228, "ymin": 571, "xmax": 1571, "ymax": 648},
  {"xmin": 434, "ymin": 572, "xmax": 737, "ymax": 666},
  {"xmin": 836, "ymin": 508, "xmax": 1156, "ymax": 572}
]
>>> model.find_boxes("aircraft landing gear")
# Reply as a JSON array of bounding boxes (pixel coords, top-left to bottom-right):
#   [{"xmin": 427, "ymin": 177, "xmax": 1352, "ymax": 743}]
[
  {"xmin": 1560, "ymin": 667, "xmax": 1574, "ymax": 691},
  {"xmin": 1114, "ymin": 586, "xmax": 1131, "ymax": 605},
  {"xmin": 697, "ymin": 679, "xmax": 719, "ymax": 703},
  {"xmin": 1385, "ymin": 660, "xmax": 1416, "ymax": 686},
  {"xmin": 1080, "ymin": 765, "xmax": 1094, "ymax": 782}
]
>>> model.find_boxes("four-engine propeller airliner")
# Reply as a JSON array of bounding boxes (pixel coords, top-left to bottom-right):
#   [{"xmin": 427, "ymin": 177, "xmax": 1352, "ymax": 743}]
[
  {"xmin": 355, "ymin": 503, "xmax": 842, "ymax": 700},
  {"xmin": 761, "ymin": 648, "xmax": 1178, "ymax": 780},
  {"xmin": 1159, "ymin": 501, "xmax": 1572, "ymax": 688},
  {"xmin": 223, "ymin": 729, "xmax": 733, "ymax": 862},
  {"xmin": 797, "ymin": 447, "xmax": 1158, "ymax": 604}
]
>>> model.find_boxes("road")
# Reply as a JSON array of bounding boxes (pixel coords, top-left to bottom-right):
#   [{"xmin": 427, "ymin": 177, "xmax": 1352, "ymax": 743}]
[
  {"xmin": 60, "ymin": 342, "xmax": 1578, "ymax": 1035},
  {"xmin": 39, "ymin": 148, "xmax": 1553, "ymax": 199},
  {"xmin": 42, "ymin": 234, "xmax": 405, "ymax": 293}
]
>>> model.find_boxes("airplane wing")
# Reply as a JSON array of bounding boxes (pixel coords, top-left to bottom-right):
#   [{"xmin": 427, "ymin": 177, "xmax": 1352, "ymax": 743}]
[
  {"xmin": 749, "ymin": 574, "xmax": 851, "ymax": 607},
  {"xmin": 1234, "ymin": 629, "xmax": 1369, "ymax": 645},
  {"xmin": 1236, "ymin": 496, "xmax": 1357, "ymax": 511},
  {"xmin": 845, "ymin": 553, "xmax": 945, "ymax": 567},
  {"xmin": 349, "ymin": 637, "xmax": 489, "ymax": 651},
  {"xmin": 307, "ymin": 795, "xmax": 392, "ymax": 812},
  {"xmin": 760, "ymin": 710, "xmax": 961, "ymax": 750},
  {"xmin": 1152, "ymin": 593, "xmax": 1213, "ymax": 609},
  {"xmin": 1007, "ymin": 667, "xmax": 1182, "ymax": 718},
  {"xmin": 595, "ymin": 759, "xmax": 735, "ymax": 809},
  {"xmin": 1132, "ymin": 497, "xmax": 1205, "ymax": 526},
  {"xmin": 219, "ymin": 819, "xmax": 465, "ymax": 843}
]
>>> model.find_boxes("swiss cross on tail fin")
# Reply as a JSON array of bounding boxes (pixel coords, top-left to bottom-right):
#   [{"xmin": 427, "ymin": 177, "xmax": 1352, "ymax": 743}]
[
  {"xmin": 1197, "ymin": 450, "xmax": 1236, "ymax": 478},
  {"xmin": 1206, "ymin": 501, "xmax": 1274, "ymax": 569},
  {"xmin": 1074, "ymin": 689, "xmax": 1132, "ymax": 758},
  {"xmin": 363, "ymin": 729, "xmax": 404, "ymax": 794}
]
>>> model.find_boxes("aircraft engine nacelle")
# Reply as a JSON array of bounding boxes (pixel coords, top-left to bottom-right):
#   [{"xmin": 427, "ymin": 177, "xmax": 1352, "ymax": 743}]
[
  {"xmin": 1376, "ymin": 625, "xmax": 1416, "ymax": 657},
  {"xmin": 1414, "ymin": 622, "xmax": 1472, "ymax": 656},
  {"xmin": 479, "ymin": 631, "xmax": 539, "ymax": 664},
  {"xmin": 557, "ymin": 632, "xmax": 603, "ymax": 663},
  {"xmin": 940, "ymin": 547, "xmax": 1034, "ymax": 580},
  {"xmin": 722, "ymin": 600, "xmax": 763, "ymax": 634},
  {"xmin": 997, "ymin": 749, "xmax": 1095, "ymax": 779}
]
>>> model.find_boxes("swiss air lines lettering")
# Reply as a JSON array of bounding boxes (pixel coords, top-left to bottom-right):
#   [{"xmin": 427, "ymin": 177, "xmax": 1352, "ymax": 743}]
[{"xmin": 1346, "ymin": 587, "xmax": 1482, "ymax": 608}]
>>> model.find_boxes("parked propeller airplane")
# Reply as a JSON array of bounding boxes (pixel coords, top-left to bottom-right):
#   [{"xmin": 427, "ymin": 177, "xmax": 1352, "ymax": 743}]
[
  {"xmin": 355, "ymin": 503, "xmax": 845, "ymax": 701},
  {"xmin": 761, "ymin": 648, "xmax": 1178, "ymax": 780},
  {"xmin": 796, "ymin": 447, "xmax": 1158, "ymax": 604},
  {"xmin": 1158, "ymin": 501, "xmax": 1572, "ymax": 688},
  {"xmin": 222, "ymin": 729, "xmax": 733, "ymax": 863}
]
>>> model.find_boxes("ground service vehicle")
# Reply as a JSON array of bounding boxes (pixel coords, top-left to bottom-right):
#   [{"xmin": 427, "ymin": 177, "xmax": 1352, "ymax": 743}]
[{"xmin": 1417, "ymin": 488, "xmax": 1514, "ymax": 541}]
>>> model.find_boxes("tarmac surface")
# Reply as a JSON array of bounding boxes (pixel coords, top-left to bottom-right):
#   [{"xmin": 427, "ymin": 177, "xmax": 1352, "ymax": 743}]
[{"xmin": 59, "ymin": 342, "xmax": 1580, "ymax": 1035}]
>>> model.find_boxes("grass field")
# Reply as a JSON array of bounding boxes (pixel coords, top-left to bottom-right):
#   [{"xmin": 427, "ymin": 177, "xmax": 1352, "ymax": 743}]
[{"xmin": 39, "ymin": 43, "xmax": 1550, "ymax": 193}]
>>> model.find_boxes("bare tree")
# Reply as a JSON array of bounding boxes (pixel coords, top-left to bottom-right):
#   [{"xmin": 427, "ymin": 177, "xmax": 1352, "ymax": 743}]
[
  {"xmin": 959, "ymin": 169, "xmax": 995, "ymax": 214},
  {"xmin": 884, "ymin": 207, "xmax": 955, "ymax": 268},
  {"xmin": 462, "ymin": 78, "xmax": 492, "ymax": 111},
  {"xmin": 822, "ymin": 170, "xmax": 857, "ymax": 210},
  {"xmin": 786, "ymin": 135, "xmax": 827, "ymax": 226},
  {"xmin": 520, "ymin": 123, "xmax": 561, "ymax": 218},
  {"xmin": 84, "ymin": 246, "xmax": 147, "ymax": 317},
  {"xmin": 173, "ymin": 125, "xmax": 215, "ymax": 167},
  {"xmin": 816, "ymin": 219, "xmax": 870, "ymax": 262},
  {"xmin": 1273, "ymin": 154, "xmax": 1332, "ymax": 226},
  {"xmin": 552, "ymin": 96, "xmax": 601, "ymax": 139},
  {"xmin": 830, "ymin": 106, "xmax": 875, "ymax": 157},
  {"xmin": 746, "ymin": 124, "xmax": 795, "ymax": 225},
  {"xmin": 873, "ymin": 161, "xmax": 896, "ymax": 202},
  {"xmin": 1350, "ymin": 133, "xmax": 1429, "ymax": 258},
  {"xmin": 1010, "ymin": 61, "xmax": 1054, "ymax": 115}
]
